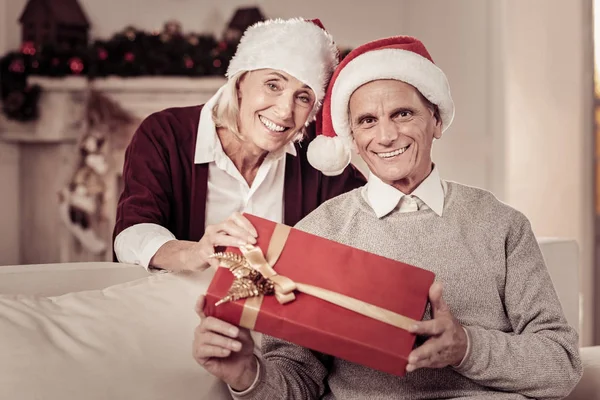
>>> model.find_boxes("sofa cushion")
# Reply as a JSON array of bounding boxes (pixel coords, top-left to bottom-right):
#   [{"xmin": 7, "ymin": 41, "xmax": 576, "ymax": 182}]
[{"xmin": 0, "ymin": 269, "xmax": 232, "ymax": 400}]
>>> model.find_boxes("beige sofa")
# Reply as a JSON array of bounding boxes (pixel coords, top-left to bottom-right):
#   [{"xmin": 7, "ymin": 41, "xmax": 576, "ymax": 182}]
[{"xmin": 0, "ymin": 238, "xmax": 598, "ymax": 399}]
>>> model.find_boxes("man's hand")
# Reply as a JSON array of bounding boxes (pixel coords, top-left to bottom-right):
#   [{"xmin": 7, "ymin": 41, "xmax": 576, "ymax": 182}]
[
  {"xmin": 406, "ymin": 282, "xmax": 467, "ymax": 372},
  {"xmin": 193, "ymin": 296, "xmax": 258, "ymax": 391}
]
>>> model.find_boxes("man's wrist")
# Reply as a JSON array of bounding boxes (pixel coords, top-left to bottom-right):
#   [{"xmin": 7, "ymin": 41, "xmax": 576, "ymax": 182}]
[
  {"xmin": 451, "ymin": 326, "xmax": 470, "ymax": 368},
  {"xmin": 229, "ymin": 356, "xmax": 260, "ymax": 393}
]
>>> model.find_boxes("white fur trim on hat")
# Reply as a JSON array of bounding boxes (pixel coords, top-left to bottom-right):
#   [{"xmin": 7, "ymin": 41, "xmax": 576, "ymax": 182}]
[
  {"xmin": 331, "ymin": 48, "xmax": 455, "ymax": 139},
  {"xmin": 307, "ymin": 135, "xmax": 352, "ymax": 176},
  {"xmin": 227, "ymin": 18, "xmax": 339, "ymax": 121}
]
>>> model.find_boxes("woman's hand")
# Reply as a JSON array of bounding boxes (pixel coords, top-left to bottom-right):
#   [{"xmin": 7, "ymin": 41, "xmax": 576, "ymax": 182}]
[
  {"xmin": 150, "ymin": 212, "xmax": 258, "ymax": 272},
  {"xmin": 193, "ymin": 296, "xmax": 258, "ymax": 391}
]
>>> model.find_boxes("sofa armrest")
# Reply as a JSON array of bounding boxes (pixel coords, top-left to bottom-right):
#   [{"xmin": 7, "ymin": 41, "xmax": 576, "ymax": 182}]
[
  {"xmin": 0, "ymin": 262, "xmax": 150, "ymax": 296},
  {"xmin": 564, "ymin": 346, "xmax": 600, "ymax": 400}
]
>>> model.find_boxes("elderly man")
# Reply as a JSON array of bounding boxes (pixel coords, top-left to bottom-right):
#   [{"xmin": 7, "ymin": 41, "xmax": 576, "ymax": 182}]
[{"xmin": 193, "ymin": 36, "xmax": 582, "ymax": 399}]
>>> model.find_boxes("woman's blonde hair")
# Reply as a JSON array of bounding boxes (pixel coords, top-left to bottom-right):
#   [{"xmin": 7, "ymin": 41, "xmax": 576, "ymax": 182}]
[
  {"xmin": 212, "ymin": 72, "xmax": 245, "ymax": 138},
  {"xmin": 212, "ymin": 70, "xmax": 308, "ymax": 142}
]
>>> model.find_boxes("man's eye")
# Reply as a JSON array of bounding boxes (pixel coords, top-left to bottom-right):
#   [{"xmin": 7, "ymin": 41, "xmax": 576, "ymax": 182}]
[
  {"xmin": 362, "ymin": 117, "xmax": 375, "ymax": 124},
  {"xmin": 398, "ymin": 110, "xmax": 412, "ymax": 118}
]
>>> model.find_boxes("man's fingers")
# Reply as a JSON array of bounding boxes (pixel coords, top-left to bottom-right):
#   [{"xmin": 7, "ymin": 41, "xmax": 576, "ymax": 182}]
[
  {"xmin": 408, "ymin": 339, "xmax": 439, "ymax": 364},
  {"xmin": 195, "ymin": 295, "xmax": 205, "ymax": 318},
  {"xmin": 193, "ymin": 343, "xmax": 232, "ymax": 362},
  {"xmin": 407, "ymin": 338, "xmax": 444, "ymax": 371},
  {"xmin": 199, "ymin": 316, "xmax": 240, "ymax": 338},
  {"xmin": 229, "ymin": 212, "xmax": 258, "ymax": 238},
  {"xmin": 196, "ymin": 328, "xmax": 242, "ymax": 352},
  {"xmin": 408, "ymin": 319, "xmax": 444, "ymax": 336},
  {"xmin": 429, "ymin": 282, "xmax": 450, "ymax": 316}
]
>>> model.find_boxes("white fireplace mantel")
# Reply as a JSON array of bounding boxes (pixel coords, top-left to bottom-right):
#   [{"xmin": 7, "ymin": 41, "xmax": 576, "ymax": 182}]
[{"xmin": 0, "ymin": 76, "xmax": 226, "ymax": 265}]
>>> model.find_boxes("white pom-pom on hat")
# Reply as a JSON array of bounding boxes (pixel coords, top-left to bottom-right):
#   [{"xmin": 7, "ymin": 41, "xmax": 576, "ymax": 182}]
[{"xmin": 307, "ymin": 135, "xmax": 352, "ymax": 176}]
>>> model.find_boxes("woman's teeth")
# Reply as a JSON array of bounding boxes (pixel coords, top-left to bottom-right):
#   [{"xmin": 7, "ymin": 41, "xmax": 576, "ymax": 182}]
[
  {"xmin": 377, "ymin": 145, "xmax": 410, "ymax": 158},
  {"xmin": 260, "ymin": 116, "xmax": 287, "ymax": 132}
]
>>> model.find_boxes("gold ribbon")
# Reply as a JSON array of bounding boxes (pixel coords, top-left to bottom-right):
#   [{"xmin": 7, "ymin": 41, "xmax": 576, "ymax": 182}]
[{"xmin": 225, "ymin": 223, "xmax": 417, "ymax": 331}]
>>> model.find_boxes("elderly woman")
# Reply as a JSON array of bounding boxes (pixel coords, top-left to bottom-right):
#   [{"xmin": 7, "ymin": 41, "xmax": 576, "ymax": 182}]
[{"xmin": 112, "ymin": 18, "xmax": 365, "ymax": 272}]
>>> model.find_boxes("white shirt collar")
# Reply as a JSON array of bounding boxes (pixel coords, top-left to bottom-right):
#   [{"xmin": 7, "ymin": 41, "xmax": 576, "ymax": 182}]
[
  {"xmin": 364, "ymin": 165, "xmax": 445, "ymax": 218},
  {"xmin": 194, "ymin": 85, "xmax": 296, "ymax": 164}
]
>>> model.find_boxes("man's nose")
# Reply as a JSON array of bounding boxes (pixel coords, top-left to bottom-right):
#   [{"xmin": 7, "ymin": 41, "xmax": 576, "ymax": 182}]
[{"xmin": 376, "ymin": 119, "xmax": 399, "ymax": 145}]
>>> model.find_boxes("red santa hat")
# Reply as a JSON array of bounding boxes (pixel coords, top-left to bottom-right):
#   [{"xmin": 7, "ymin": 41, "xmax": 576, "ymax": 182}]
[
  {"xmin": 226, "ymin": 18, "xmax": 339, "ymax": 122},
  {"xmin": 307, "ymin": 36, "xmax": 455, "ymax": 176}
]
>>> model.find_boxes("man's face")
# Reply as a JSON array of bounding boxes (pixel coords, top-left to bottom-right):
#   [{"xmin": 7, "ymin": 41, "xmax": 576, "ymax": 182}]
[{"xmin": 349, "ymin": 79, "xmax": 442, "ymax": 193}]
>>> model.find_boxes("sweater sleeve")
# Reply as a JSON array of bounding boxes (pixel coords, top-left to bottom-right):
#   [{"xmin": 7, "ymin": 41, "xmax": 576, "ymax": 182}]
[
  {"xmin": 113, "ymin": 114, "xmax": 176, "ymax": 255},
  {"xmin": 454, "ymin": 214, "xmax": 582, "ymax": 399},
  {"xmin": 231, "ymin": 335, "xmax": 330, "ymax": 400}
]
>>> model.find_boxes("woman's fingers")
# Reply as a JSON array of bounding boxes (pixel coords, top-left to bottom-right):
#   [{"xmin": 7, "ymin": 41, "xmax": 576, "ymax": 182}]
[
  {"xmin": 221, "ymin": 220, "xmax": 257, "ymax": 244},
  {"xmin": 228, "ymin": 212, "xmax": 258, "ymax": 238},
  {"xmin": 210, "ymin": 232, "xmax": 254, "ymax": 248}
]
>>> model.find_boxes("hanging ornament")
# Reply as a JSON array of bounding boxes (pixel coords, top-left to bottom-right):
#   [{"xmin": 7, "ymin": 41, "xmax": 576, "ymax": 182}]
[
  {"xmin": 184, "ymin": 55, "xmax": 194, "ymax": 69},
  {"xmin": 97, "ymin": 48, "xmax": 108, "ymax": 61},
  {"xmin": 8, "ymin": 58, "xmax": 25, "ymax": 73},
  {"xmin": 124, "ymin": 52, "xmax": 135, "ymax": 62},
  {"xmin": 69, "ymin": 57, "xmax": 84, "ymax": 74},
  {"xmin": 20, "ymin": 41, "xmax": 36, "ymax": 56}
]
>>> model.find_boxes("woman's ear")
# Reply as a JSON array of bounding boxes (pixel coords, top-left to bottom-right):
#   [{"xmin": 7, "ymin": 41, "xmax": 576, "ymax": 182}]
[{"xmin": 236, "ymin": 72, "xmax": 247, "ymax": 100}]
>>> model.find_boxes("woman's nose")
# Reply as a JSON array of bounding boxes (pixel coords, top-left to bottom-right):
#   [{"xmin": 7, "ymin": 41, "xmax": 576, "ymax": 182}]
[{"xmin": 273, "ymin": 93, "xmax": 294, "ymax": 120}]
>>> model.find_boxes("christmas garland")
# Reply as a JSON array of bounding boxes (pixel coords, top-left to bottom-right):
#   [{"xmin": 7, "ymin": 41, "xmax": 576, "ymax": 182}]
[{"xmin": 0, "ymin": 24, "xmax": 238, "ymax": 122}]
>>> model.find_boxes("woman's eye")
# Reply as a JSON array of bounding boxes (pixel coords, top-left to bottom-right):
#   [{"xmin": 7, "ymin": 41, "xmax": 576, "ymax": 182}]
[
  {"xmin": 266, "ymin": 82, "xmax": 279, "ymax": 91},
  {"xmin": 298, "ymin": 95, "xmax": 310, "ymax": 103}
]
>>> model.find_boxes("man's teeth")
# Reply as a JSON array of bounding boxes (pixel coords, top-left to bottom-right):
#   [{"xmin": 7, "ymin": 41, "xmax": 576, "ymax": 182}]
[
  {"xmin": 377, "ymin": 146, "xmax": 409, "ymax": 158},
  {"xmin": 260, "ymin": 116, "xmax": 286, "ymax": 132}
]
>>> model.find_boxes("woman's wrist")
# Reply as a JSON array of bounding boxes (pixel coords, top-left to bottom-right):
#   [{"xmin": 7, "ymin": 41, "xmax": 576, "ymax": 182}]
[{"xmin": 150, "ymin": 240, "xmax": 194, "ymax": 272}]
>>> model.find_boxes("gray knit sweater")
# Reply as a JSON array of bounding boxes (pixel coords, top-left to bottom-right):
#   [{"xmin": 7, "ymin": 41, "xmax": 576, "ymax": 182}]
[{"xmin": 234, "ymin": 181, "xmax": 582, "ymax": 400}]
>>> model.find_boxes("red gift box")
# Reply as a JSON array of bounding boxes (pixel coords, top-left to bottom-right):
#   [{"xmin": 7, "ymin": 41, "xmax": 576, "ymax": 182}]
[{"xmin": 204, "ymin": 214, "xmax": 435, "ymax": 377}]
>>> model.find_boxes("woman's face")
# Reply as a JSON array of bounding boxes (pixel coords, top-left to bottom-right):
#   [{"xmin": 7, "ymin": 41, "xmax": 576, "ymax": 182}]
[{"xmin": 236, "ymin": 69, "xmax": 316, "ymax": 153}]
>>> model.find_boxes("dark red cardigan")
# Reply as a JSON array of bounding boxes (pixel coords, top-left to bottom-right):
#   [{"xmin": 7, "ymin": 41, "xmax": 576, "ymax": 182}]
[{"xmin": 113, "ymin": 105, "xmax": 366, "ymax": 256}]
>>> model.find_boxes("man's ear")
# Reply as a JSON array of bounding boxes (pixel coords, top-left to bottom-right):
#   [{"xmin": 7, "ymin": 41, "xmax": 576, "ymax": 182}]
[
  {"xmin": 433, "ymin": 121, "xmax": 442, "ymax": 140},
  {"xmin": 351, "ymin": 133, "xmax": 358, "ymax": 152},
  {"xmin": 432, "ymin": 109, "xmax": 443, "ymax": 140}
]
